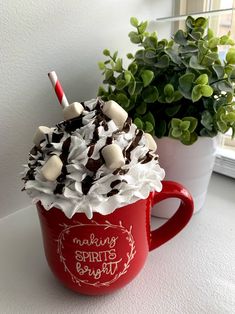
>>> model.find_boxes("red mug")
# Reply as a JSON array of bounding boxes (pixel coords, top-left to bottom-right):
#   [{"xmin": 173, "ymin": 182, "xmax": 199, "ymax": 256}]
[{"xmin": 37, "ymin": 181, "xmax": 193, "ymax": 295}]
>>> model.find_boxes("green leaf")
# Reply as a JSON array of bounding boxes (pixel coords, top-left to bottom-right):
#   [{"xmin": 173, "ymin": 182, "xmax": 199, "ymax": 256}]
[
  {"xmin": 179, "ymin": 44, "xmax": 198, "ymax": 54},
  {"xmin": 113, "ymin": 51, "xmax": 118, "ymax": 61},
  {"xmin": 174, "ymin": 30, "xmax": 187, "ymax": 45},
  {"xmin": 165, "ymin": 96, "xmax": 175, "ymax": 103},
  {"xmin": 185, "ymin": 16, "xmax": 195, "ymax": 31},
  {"xmin": 145, "ymin": 121, "xmax": 154, "ymax": 133},
  {"xmin": 217, "ymin": 80, "xmax": 234, "ymax": 92},
  {"xmin": 171, "ymin": 128, "xmax": 182, "ymax": 138},
  {"xmin": 179, "ymin": 73, "xmax": 195, "ymax": 98},
  {"xmin": 97, "ymin": 86, "xmax": 107, "ymax": 97},
  {"xmin": 143, "ymin": 111, "xmax": 155, "ymax": 127},
  {"xmin": 116, "ymin": 93, "xmax": 130, "ymax": 109},
  {"xmin": 128, "ymin": 80, "xmax": 136, "ymax": 96},
  {"xmin": 226, "ymin": 93, "xmax": 234, "ymax": 104},
  {"xmin": 143, "ymin": 36, "xmax": 158, "ymax": 49},
  {"xmin": 164, "ymin": 84, "xmax": 174, "ymax": 97},
  {"xmin": 165, "ymin": 104, "xmax": 181, "ymax": 117},
  {"xmin": 188, "ymin": 31, "xmax": 202, "ymax": 41},
  {"xmin": 124, "ymin": 70, "xmax": 132, "ymax": 84},
  {"xmin": 212, "ymin": 64, "xmax": 224, "ymax": 79},
  {"xmin": 230, "ymin": 68, "xmax": 235, "ymax": 81},
  {"xmin": 201, "ymin": 85, "xmax": 213, "ymax": 97},
  {"xmin": 116, "ymin": 79, "xmax": 128, "ymax": 90},
  {"xmin": 105, "ymin": 69, "xmax": 113, "ymax": 80},
  {"xmin": 143, "ymin": 50, "xmax": 157, "ymax": 65},
  {"xmin": 183, "ymin": 117, "xmax": 198, "ymax": 132},
  {"xmin": 226, "ymin": 48, "xmax": 235, "ymax": 64},
  {"xmin": 181, "ymin": 132, "xmax": 198, "ymax": 145},
  {"xmin": 179, "ymin": 73, "xmax": 195, "ymax": 91},
  {"xmin": 201, "ymin": 111, "xmax": 213, "ymax": 130},
  {"xmin": 171, "ymin": 118, "xmax": 181, "ymax": 128},
  {"xmin": 98, "ymin": 61, "xmax": 105, "ymax": 70},
  {"xmin": 138, "ymin": 21, "xmax": 148, "ymax": 34},
  {"xmin": 223, "ymin": 112, "xmax": 235, "ymax": 123},
  {"xmin": 173, "ymin": 91, "xmax": 183, "ymax": 102},
  {"xmin": 201, "ymin": 52, "xmax": 219, "ymax": 66},
  {"xmin": 134, "ymin": 117, "xmax": 143, "ymax": 129},
  {"xmin": 192, "ymin": 85, "xmax": 202, "ymax": 102},
  {"xmin": 189, "ymin": 55, "xmax": 206, "ymax": 70},
  {"xmin": 154, "ymin": 55, "xmax": 169, "ymax": 68},
  {"xmin": 207, "ymin": 28, "xmax": 214, "ymax": 40},
  {"xmin": 141, "ymin": 70, "xmax": 154, "ymax": 87},
  {"xmin": 195, "ymin": 17, "xmax": 207, "ymax": 29},
  {"xmin": 142, "ymin": 86, "xmax": 158, "ymax": 103},
  {"xmin": 136, "ymin": 102, "xmax": 147, "ymax": 115},
  {"xmin": 114, "ymin": 58, "xmax": 123, "ymax": 73},
  {"xmin": 217, "ymin": 120, "xmax": 229, "ymax": 133},
  {"xmin": 129, "ymin": 31, "xmax": 143, "ymax": 44},
  {"xmin": 130, "ymin": 17, "xmax": 139, "ymax": 27},
  {"xmin": 128, "ymin": 62, "xmax": 138, "ymax": 75},
  {"xmin": 135, "ymin": 49, "xmax": 145, "ymax": 61},
  {"xmin": 220, "ymin": 35, "xmax": 235, "ymax": 45},
  {"xmin": 165, "ymin": 47, "xmax": 182, "ymax": 64},
  {"xmin": 180, "ymin": 121, "xmax": 190, "ymax": 130},
  {"xmin": 195, "ymin": 74, "xmax": 208, "ymax": 85},
  {"xmin": 208, "ymin": 37, "xmax": 220, "ymax": 49},
  {"xmin": 181, "ymin": 130, "xmax": 190, "ymax": 141},
  {"xmin": 135, "ymin": 80, "xmax": 144, "ymax": 95}
]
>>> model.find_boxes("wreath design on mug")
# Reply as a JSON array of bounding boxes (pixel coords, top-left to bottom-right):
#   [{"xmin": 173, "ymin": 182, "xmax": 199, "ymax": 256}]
[{"xmin": 56, "ymin": 220, "xmax": 136, "ymax": 287}]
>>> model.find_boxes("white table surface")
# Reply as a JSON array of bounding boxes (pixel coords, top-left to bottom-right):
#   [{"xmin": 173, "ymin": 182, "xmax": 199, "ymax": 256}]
[{"xmin": 0, "ymin": 173, "xmax": 234, "ymax": 314}]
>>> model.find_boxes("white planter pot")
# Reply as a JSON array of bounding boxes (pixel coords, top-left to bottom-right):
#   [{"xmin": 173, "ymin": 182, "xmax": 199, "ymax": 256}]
[{"xmin": 152, "ymin": 137, "xmax": 218, "ymax": 218}]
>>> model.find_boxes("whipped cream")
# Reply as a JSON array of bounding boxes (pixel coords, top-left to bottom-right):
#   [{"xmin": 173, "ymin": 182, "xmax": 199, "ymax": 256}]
[{"xmin": 22, "ymin": 98, "xmax": 165, "ymax": 218}]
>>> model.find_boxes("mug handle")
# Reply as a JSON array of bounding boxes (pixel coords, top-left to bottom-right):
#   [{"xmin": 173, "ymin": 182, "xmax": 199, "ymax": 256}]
[{"xmin": 149, "ymin": 181, "xmax": 194, "ymax": 251}]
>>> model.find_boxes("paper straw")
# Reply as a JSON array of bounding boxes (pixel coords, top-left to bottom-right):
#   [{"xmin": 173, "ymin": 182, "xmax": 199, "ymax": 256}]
[{"xmin": 48, "ymin": 71, "xmax": 69, "ymax": 108}]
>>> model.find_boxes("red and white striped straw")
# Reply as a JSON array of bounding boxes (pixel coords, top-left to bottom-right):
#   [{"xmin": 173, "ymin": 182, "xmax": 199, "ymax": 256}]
[{"xmin": 48, "ymin": 71, "xmax": 69, "ymax": 108}]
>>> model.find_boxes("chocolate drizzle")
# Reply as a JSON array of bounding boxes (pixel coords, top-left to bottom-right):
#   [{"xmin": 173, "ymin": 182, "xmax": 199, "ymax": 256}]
[
  {"xmin": 125, "ymin": 130, "xmax": 143, "ymax": 162},
  {"xmin": 22, "ymin": 168, "xmax": 35, "ymax": 181},
  {"xmin": 54, "ymin": 183, "xmax": 65, "ymax": 195},
  {"xmin": 113, "ymin": 168, "xmax": 129, "ymax": 175},
  {"xmin": 88, "ymin": 145, "xmax": 95, "ymax": 157},
  {"xmin": 57, "ymin": 116, "xmax": 83, "ymax": 133},
  {"xmin": 110, "ymin": 179, "xmax": 128, "ymax": 189},
  {"xmin": 45, "ymin": 134, "xmax": 53, "ymax": 148},
  {"xmin": 140, "ymin": 152, "xmax": 154, "ymax": 164},
  {"xmin": 110, "ymin": 180, "xmax": 121, "ymax": 188},
  {"xmin": 122, "ymin": 117, "xmax": 132, "ymax": 133},
  {"xmin": 30, "ymin": 146, "xmax": 39, "ymax": 155},
  {"xmin": 105, "ymin": 137, "xmax": 113, "ymax": 145},
  {"xmin": 52, "ymin": 132, "xmax": 64, "ymax": 143},
  {"xmin": 60, "ymin": 137, "xmax": 71, "ymax": 164},
  {"xmin": 107, "ymin": 189, "xmax": 119, "ymax": 197},
  {"xmin": 54, "ymin": 137, "xmax": 71, "ymax": 192},
  {"xmin": 86, "ymin": 157, "xmax": 104, "ymax": 172},
  {"xmin": 82, "ymin": 175, "xmax": 94, "ymax": 195}
]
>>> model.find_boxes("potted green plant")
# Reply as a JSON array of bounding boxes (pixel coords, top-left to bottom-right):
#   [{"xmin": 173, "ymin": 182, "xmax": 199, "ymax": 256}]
[{"xmin": 97, "ymin": 16, "xmax": 235, "ymax": 217}]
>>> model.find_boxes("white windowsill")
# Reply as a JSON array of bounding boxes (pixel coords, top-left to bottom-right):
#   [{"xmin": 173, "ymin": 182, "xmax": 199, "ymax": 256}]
[{"xmin": 214, "ymin": 145, "xmax": 235, "ymax": 179}]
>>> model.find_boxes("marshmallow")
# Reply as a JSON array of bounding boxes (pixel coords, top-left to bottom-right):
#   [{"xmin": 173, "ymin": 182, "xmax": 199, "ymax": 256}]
[
  {"xmin": 144, "ymin": 133, "xmax": 157, "ymax": 151},
  {"xmin": 102, "ymin": 100, "xmax": 128, "ymax": 129},
  {"xmin": 102, "ymin": 144, "xmax": 125, "ymax": 170},
  {"xmin": 63, "ymin": 102, "xmax": 84, "ymax": 120},
  {"xmin": 33, "ymin": 126, "xmax": 51, "ymax": 146},
  {"xmin": 41, "ymin": 155, "xmax": 63, "ymax": 181}
]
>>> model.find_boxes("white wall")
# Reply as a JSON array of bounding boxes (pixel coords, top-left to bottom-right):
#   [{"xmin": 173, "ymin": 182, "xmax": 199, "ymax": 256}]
[{"xmin": 0, "ymin": 0, "xmax": 172, "ymax": 218}]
